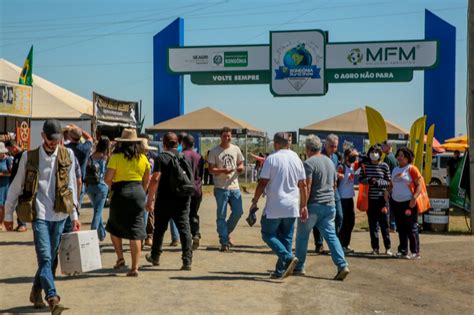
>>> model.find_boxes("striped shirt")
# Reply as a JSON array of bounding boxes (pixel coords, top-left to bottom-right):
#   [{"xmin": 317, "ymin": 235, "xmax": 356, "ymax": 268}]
[{"xmin": 360, "ymin": 162, "xmax": 391, "ymax": 200}]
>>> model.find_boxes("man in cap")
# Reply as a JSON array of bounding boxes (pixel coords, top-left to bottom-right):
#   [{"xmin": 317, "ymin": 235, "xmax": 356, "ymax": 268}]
[
  {"xmin": 250, "ymin": 132, "xmax": 307, "ymax": 279},
  {"xmin": 4, "ymin": 119, "xmax": 80, "ymax": 313},
  {"xmin": 64, "ymin": 124, "xmax": 93, "ymax": 209}
]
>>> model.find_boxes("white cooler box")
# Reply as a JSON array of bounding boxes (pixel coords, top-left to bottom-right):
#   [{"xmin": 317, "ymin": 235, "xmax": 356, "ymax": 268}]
[{"xmin": 59, "ymin": 230, "xmax": 102, "ymax": 274}]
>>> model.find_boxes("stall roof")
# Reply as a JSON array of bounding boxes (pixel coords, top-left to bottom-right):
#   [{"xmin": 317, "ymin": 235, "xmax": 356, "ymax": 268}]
[
  {"xmin": 300, "ymin": 107, "xmax": 408, "ymax": 136},
  {"xmin": 146, "ymin": 106, "xmax": 265, "ymax": 137},
  {"xmin": 0, "ymin": 59, "xmax": 92, "ymax": 119}
]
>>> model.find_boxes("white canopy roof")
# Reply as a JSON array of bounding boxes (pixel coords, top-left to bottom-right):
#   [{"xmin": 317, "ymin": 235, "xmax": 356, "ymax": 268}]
[{"xmin": 0, "ymin": 58, "xmax": 92, "ymax": 119}]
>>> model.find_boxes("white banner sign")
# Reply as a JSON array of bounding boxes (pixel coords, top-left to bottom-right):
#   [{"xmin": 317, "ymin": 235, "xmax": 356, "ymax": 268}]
[
  {"xmin": 429, "ymin": 198, "xmax": 450, "ymax": 209},
  {"xmin": 270, "ymin": 30, "xmax": 326, "ymax": 96},
  {"xmin": 326, "ymin": 41, "xmax": 438, "ymax": 69},
  {"xmin": 168, "ymin": 45, "xmax": 269, "ymax": 73},
  {"xmin": 424, "ymin": 214, "xmax": 449, "ymax": 224}
]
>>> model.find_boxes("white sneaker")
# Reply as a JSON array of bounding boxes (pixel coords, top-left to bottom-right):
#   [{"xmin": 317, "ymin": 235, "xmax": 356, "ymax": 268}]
[{"xmin": 385, "ymin": 249, "xmax": 393, "ymax": 256}]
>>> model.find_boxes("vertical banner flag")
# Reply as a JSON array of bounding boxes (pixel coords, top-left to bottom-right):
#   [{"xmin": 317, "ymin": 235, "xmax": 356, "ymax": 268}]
[
  {"xmin": 409, "ymin": 116, "xmax": 427, "ymax": 172},
  {"xmin": 365, "ymin": 106, "xmax": 387, "ymax": 146},
  {"xmin": 449, "ymin": 151, "xmax": 471, "ymax": 212},
  {"xmin": 424, "ymin": 124, "xmax": 435, "ymax": 183},
  {"xmin": 19, "ymin": 46, "xmax": 33, "ymax": 86}
]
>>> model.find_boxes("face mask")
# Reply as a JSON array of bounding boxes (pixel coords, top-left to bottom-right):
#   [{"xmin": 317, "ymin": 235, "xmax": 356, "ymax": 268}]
[
  {"xmin": 348, "ymin": 156, "xmax": 356, "ymax": 163},
  {"xmin": 370, "ymin": 152, "xmax": 380, "ymax": 161}
]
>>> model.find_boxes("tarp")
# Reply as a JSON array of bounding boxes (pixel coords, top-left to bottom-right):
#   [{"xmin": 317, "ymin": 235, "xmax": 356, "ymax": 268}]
[
  {"xmin": 146, "ymin": 106, "xmax": 265, "ymax": 137},
  {"xmin": 300, "ymin": 107, "xmax": 408, "ymax": 138},
  {"xmin": 0, "ymin": 58, "xmax": 92, "ymax": 119}
]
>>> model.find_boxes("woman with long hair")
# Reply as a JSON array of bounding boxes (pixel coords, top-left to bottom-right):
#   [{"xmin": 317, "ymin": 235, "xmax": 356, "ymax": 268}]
[
  {"xmin": 105, "ymin": 129, "xmax": 150, "ymax": 277},
  {"xmin": 85, "ymin": 136, "xmax": 110, "ymax": 241}
]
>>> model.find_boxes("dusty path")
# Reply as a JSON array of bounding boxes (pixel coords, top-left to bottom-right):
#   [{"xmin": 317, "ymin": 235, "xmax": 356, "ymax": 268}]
[{"xmin": 1, "ymin": 193, "xmax": 473, "ymax": 314}]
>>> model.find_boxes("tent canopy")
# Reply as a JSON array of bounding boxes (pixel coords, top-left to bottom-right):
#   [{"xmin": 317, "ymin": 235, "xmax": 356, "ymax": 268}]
[
  {"xmin": 146, "ymin": 106, "xmax": 265, "ymax": 137},
  {"xmin": 440, "ymin": 143, "xmax": 469, "ymax": 151},
  {"xmin": 300, "ymin": 107, "xmax": 408, "ymax": 137},
  {"xmin": 424, "ymin": 135, "xmax": 445, "ymax": 153},
  {"xmin": 445, "ymin": 134, "xmax": 468, "ymax": 144},
  {"xmin": 0, "ymin": 58, "xmax": 92, "ymax": 119}
]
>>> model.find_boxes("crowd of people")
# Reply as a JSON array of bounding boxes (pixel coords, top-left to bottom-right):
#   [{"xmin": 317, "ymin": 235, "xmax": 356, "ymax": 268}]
[{"xmin": 0, "ymin": 119, "xmax": 430, "ymax": 313}]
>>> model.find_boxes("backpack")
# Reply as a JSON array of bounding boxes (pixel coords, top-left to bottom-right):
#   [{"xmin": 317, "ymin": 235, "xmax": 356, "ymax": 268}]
[
  {"xmin": 163, "ymin": 151, "xmax": 195, "ymax": 197},
  {"xmin": 84, "ymin": 157, "xmax": 100, "ymax": 186}
]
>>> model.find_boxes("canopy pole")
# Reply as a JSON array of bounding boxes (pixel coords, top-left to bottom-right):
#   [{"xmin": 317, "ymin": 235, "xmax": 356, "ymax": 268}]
[
  {"xmin": 468, "ymin": 1, "xmax": 474, "ymax": 232},
  {"xmin": 245, "ymin": 133, "xmax": 248, "ymax": 183}
]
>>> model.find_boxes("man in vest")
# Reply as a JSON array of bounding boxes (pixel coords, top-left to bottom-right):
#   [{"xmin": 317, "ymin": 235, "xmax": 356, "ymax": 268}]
[{"xmin": 4, "ymin": 119, "xmax": 80, "ymax": 314}]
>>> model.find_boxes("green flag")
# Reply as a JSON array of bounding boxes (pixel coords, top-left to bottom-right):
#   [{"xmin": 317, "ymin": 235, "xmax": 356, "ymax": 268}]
[{"xmin": 19, "ymin": 46, "xmax": 33, "ymax": 86}]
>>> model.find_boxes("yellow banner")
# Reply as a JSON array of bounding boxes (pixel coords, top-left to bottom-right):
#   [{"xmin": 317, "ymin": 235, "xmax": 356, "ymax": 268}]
[
  {"xmin": 409, "ymin": 116, "xmax": 426, "ymax": 172},
  {"xmin": 366, "ymin": 106, "xmax": 387, "ymax": 146},
  {"xmin": 424, "ymin": 124, "xmax": 435, "ymax": 184},
  {"xmin": 0, "ymin": 81, "xmax": 32, "ymax": 117}
]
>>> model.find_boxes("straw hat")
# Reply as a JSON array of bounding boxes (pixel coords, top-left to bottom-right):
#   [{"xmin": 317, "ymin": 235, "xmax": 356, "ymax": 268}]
[
  {"xmin": 141, "ymin": 139, "xmax": 158, "ymax": 151},
  {"xmin": 115, "ymin": 129, "xmax": 141, "ymax": 142},
  {"xmin": 0, "ymin": 142, "xmax": 8, "ymax": 154}
]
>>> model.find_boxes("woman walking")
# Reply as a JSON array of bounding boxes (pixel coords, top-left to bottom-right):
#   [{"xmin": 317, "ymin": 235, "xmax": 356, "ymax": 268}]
[
  {"xmin": 387, "ymin": 147, "xmax": 422, "ymax": 259},
  {"xmin": 105, "ymin": 129, "xmax": 150, "ymax": 277},
  {"xmin": 359, "ymin": 145, "xmax": 392, "ymax": 255},
  {"xmin": 85, "ymin": 136, "xmax": 110, "ymax": 242}
]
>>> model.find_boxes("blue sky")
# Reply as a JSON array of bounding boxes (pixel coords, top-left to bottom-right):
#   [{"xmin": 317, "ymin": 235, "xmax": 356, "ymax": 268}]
[{"xmin": 0, "ymin": 0, "xmax": 468, "ymax": 138}]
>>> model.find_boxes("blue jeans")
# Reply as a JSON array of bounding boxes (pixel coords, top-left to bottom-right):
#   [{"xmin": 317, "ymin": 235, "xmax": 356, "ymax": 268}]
[
  {"xmin": 313, "ymin": 194, "xmax": 343, "ymax": 246},
  {"xmin": 87, "ymin": 183, "xmax": 108, "ymax": 241},
  {"xmin": 32, "ymin": 219, "xmax": 66, "ymax": 299},
  {"xmin": 296, "ymin": 203, "xmax": 347, "ymax": 271},
  {"xmin": 214, "ymin": 188, "xmax": 244, "ymax": 245},
  {"xmin": 170, "ymin": 219, "xmax": 179, "ymax": 242},
  {"xmin": 261, "ymin": 215, "xmax": 296, "ymax": 276}
]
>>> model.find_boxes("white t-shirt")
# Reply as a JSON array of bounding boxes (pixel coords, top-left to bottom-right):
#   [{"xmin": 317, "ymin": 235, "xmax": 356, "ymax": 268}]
[
  {"xmin": 338, "ymin": 163, "xmax": 356, "ymax": 199},
  {"xmin": 260, "ymin": 149, "xmax": 306, "ymax": 219},
  {"xmin": 391, "ymin": 164, "xmax": 414, "ymax": 202},
  {"xmin": 208, "ymin": 144, "xmax": 244, "ymax": 190}
]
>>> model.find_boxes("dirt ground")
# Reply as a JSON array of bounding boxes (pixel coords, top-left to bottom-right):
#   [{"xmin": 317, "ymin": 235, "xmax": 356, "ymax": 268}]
[{"xmin": 0, "ymin": 192, "xmax": 473, "ymax": 314}]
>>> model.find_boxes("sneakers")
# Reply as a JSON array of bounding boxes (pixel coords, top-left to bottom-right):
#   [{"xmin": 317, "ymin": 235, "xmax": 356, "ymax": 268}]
[
  {"xmin": 145, "ymin": 253, "xmax": 160, "ymax": 266},
  {"xmin": 334, "ymin": 266, "xmax": 350, "ymax": 281},
  {"xmin": 385, "ymin": 249, "xmax": 393, "ymax": 256},
  {"xmin": 292, "ymin": 269, "xmax": 306, "ymax": 276},
  {"xmin": 371, "ymin": 249, "xmax": 379, "ymax": 255},
  {"xmin": 411, "ymin": 253, "xmax": 421, "ymax": 260},
  {"xmin": 192, "ymin": 237, "xmax": 200, "ymax": 250},
  {"xmin": 29, "ymin": 287, "xmax": 46, "ymax": 309},
  {"xmin": 396, "ymin": 252, "xmax": 411, "ymax": 259},
  {"xmin": 343, "ymin": 246, "xmax": 355, "ymax": 254},
  {"xmin": 282, "ymin": 257, "xmax": 299, "ymax": 278},
  {"xmin": 315, "ymin": 244, "xmax": 324, "ymax": 254},
  {"xmin": 219, "ymin": 244, "xmax": 232, "ymax": 252},
  {"xmin": 169, "ymin": 240, "xmax": 179, "ymax": 247},
  {"xmin": 270, "ymin": 272, "xmax": 283, "ymax": 279}
]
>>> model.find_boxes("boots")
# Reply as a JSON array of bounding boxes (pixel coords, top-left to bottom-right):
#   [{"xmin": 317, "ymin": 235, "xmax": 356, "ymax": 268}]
[
  {"xmin": 29, "ymin": 286, "xmax": 46, "ymax": 308},
  {"xmin": 47, "ymin": 296, "xmax": 69, "ymax": 315}
]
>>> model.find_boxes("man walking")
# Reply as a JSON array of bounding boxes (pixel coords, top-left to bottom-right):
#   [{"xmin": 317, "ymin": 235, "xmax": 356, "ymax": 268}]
[
  {"xmin": 4, "ymin": 119, "xmax": 80, "ymax": 313},
  {"xmin": 313, "ymin": 134, "xmax": 343, "ymax": 253},
  {"xmin": 182, "ymin": 135, "xmax": 204, "ymax": 249},
  {"xmin": 250, "ymin": 132, "xmax": 307, "ymax": 279},
  {"xmin": 294, "ymin": 135, "xmax": 349, "ymax": 280},
  {"xmin": 208, "ymin": 127, "xmax": 245, "ymax": 252},
  {"xmin": 146, "ymin": 132, "xmax": 193, "ymax": 270}
]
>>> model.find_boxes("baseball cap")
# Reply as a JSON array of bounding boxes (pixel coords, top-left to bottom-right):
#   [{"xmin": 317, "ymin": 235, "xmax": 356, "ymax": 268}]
[{"xmin": 43, "ymin": 119, "xmax": 62, "ymax": 140}]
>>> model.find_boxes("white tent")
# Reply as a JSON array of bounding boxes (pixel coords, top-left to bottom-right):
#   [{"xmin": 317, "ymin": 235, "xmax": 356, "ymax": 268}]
[{"xmin": 0, "ymin": 58, "xmax": 93, "ymax": 147}]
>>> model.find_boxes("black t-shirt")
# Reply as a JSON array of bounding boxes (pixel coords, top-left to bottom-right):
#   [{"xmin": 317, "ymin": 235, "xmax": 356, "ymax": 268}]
[
  {"xmin": 153, "ymin": 151, "xmax": 190, "ymax": 203},
  {"xmin": 9, "ymin": 151, "xmax": 23, "ymax": 184},
  {"xmin": 447, "ymin": 157, "xmax": 460, "ymax": 178}
]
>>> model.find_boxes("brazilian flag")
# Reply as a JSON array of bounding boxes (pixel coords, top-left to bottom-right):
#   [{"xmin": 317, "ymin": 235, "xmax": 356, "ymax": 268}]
[{"xmin": 19, "ymin": 46, "xmax": 33, "ymax": 86}]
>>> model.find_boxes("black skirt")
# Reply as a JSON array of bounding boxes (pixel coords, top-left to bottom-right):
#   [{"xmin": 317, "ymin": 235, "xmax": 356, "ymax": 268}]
[{"xmin": 106, "ymin": 181, "xmax": 146, "ymax": 240}]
